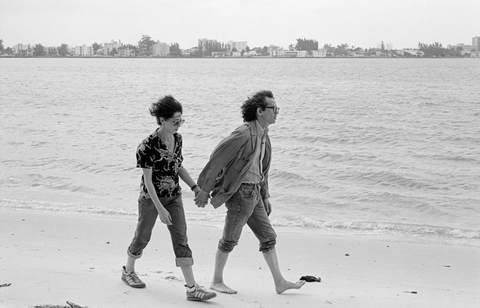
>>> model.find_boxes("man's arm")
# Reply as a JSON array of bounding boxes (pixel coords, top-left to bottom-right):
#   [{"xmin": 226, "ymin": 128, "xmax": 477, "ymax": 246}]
[{"xmin": 197, "ymin": 129, "xmax": 246, "ymax": 194}]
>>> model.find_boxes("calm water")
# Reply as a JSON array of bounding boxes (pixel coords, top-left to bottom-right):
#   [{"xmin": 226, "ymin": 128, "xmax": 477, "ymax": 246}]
[{"xmin": 1, "ymin": 58, "xmax": 479, "ymax": 244}]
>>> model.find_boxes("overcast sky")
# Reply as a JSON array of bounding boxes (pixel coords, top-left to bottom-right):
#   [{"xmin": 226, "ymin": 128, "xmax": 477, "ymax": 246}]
[{"xmin": 1, "ymin": 0, "xmax": 478, "ymax": 49}]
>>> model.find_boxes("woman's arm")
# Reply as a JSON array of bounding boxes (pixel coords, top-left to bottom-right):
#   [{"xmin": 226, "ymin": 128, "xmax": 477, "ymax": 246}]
[
  {"xmin": 142, "ymin": 168, "xmax": 172, "ymax": 225},
  {"xmin": 178, "ymin": 165, "xmax": 201, "ymax": 195}
]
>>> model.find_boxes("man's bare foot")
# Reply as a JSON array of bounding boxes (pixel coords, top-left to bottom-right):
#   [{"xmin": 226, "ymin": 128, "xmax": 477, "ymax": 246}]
[
  {"xmin": 275, "ymin": 280, "xmax": 306, "ymax": 294},
  {"xmin": 210, "ymin": 281, "xmax": 237, "ymax": 294}
]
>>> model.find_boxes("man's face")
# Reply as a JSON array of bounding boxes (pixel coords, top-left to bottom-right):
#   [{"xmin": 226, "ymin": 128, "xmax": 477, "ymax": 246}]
[{"xmin": 261, "ymin": 97, "xmax": 279, "ymax": 125}]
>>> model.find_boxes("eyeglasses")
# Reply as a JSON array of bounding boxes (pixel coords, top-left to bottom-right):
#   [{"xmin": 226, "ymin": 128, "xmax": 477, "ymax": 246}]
[
  {"xmin": 265, "ymin": 106, "xmax": 280, "ymax": 113},
  {"xmin": 170, "ymin": 118, "xmax": 185, "ymax": 126}
]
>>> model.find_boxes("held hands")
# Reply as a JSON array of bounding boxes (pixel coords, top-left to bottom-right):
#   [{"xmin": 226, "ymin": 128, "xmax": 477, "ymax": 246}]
[
  {"xmin": 193, "ymin": 186, "xmax": 201, "ymax": 198},
  {"xmin": 195, "ymin": 189, "xmax": 210, "ymax": 208}
]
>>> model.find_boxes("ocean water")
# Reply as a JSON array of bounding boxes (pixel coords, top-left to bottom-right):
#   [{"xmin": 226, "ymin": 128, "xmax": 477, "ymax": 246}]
[{"xmin": 1, "ymin": 58, "xmax": 479, "ymax": 245}]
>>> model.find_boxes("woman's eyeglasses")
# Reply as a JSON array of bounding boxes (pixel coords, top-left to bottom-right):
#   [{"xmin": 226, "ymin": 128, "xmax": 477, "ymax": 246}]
[{"xmin": 170, "ymin": 118, "xmax": 185, "ymax": 126}]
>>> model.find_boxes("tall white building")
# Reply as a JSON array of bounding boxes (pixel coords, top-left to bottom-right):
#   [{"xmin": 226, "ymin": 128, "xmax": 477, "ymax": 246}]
[
  {"xmin": 473, "ymin": 36, "xmax": 480, "ymax": 51},
  {"xmin": 152, "ymin": 41, "xmax": 170, "ymax": 56},
  {"xmin": 74, "ymin": 45, "xmax": 93, "ymax": 56},
  {"xmin": 198, "ymin": 38, "xmax": 220, "ymax": 54},
  {"xmin": 228, "ymin": 41, "xmax": 248, "ymax": 52},
  {"xmin": 104, "ymin": 40, "xmax": 121, "ymax": 55},
  {"xmin": 14, "ymin": 44, "xmax": 30, "ymax": 54}
]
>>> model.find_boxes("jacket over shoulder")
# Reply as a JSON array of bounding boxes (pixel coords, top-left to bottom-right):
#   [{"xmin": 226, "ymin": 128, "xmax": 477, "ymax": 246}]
[{"xmin": 197, "ymin": 121, "xmax": 271, "ymax": 208}]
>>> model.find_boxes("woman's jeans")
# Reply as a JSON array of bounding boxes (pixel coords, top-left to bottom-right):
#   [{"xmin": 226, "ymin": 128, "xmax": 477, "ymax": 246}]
[
  {"xmin": 127, "ymin": 194, "xmax": 193, "ymax": 267},
  {"xmin": 219, "ymin": 183, "xmax": 277, "ymax": 253}
]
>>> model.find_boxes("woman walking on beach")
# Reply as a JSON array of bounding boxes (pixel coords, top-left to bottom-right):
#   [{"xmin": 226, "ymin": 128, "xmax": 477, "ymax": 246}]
[{"xmin": 122, "ymin": 95, "xmax": 216, "ymax": 302}]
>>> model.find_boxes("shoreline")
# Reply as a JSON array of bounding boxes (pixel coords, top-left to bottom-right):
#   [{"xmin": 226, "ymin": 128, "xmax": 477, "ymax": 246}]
[
  {"xmin": 1, "ymin": 207, "xmax": 479, "ymax": 308},
  {"xmin": 1, "ymin": 199, "xmax": 479, "ymax": 248},
  {"xmin": 2, "ymin": 56, "xmax": 479, "ymax": 59}
]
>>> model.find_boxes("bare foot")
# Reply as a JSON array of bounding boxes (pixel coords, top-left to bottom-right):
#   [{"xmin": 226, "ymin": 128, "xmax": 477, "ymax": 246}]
[
  {"xmin": 275, "ymin": 280, "xmax": 306, "ymax": 294},
  {"xmin": 210, "ymin": 281, "xmax": 237, "ymax": 294}
]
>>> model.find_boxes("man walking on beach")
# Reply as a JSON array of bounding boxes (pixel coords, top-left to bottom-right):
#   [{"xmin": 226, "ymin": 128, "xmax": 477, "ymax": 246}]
[{"xmin": 195, "ymin": 90, "xmax": 306, "ymax": 294}]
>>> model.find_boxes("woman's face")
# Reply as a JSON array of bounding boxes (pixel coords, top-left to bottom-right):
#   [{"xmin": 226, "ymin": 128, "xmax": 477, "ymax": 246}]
[{"xmin": 162, "ymin": 112, "xmax": 184, "ymax": 133}]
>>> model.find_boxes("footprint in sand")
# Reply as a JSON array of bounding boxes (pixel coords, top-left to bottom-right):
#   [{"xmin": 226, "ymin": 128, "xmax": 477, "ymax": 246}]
[{"xmin": 164, "ymin": 275, "xmax": 182, "ymax": 282}]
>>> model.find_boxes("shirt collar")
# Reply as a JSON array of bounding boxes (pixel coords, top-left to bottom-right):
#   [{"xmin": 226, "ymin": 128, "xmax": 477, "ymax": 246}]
[{"xmin": 254, "ymin": 120, "xmax": 269, "ymax": 135}]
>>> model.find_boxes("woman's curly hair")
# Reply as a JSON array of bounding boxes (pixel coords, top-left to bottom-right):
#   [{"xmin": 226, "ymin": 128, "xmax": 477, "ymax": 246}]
[{"xmin": 149, "ymin": 95, "xmax": 183, "ymax": 126}]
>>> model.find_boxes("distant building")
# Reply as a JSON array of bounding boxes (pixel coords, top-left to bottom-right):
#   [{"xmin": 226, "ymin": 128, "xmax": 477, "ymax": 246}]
[
  {"xmin": 269, "ymin": 46, "xmax": 285, "ymax": 57},
  {"xmin": 402, "ymin": 49, "xmax": 424, "ymax": 57},
  {"xmin": 266, "ymin": 45, "xmax": 280, "ymax": 57},
  {"xmin": 228, "ymin": 41, "xmax": 248, "ymax": 53},
  {"xmin": 251, "ymin": 47, "xmax": 263, "ymax": 54},
  {"xmin": 152, "ymin": 41, "xmax": 170, "ymax": 57},
  {"xmin": 211, "ymin": 51, "xmax": 225, "ymax": 57},
  {"xmin": 471, "ymin": 50, "xmax": 480, "ymax": 58},
  {"xmin": 198, "ymin": 38, "xmax": 219, "ymax": 56},
  {"xmin": 14, "ymin": 44, "xmax": 32, "ymax": 56},
  {"xmin": 104, "ymin": 40, "xmax": 121, "ymax": 55},
  {"xmin": 198, "ymin": 38, "xmax": 213, "ymax": 50},
  {"xmin": 74, "ymin": 45, "xmax": 93, "ymax": 56},
  {"xmin": 118, "ymin": 47, "xmax": 136, "ymax": 57},
  {"xmin": 448, "ymin": 43, "xmax": 476, "ymax": 55},
  {"xmin": 312, "ymin": 49, "xmax": 327, "ymax": 57},
  {"xmin": 472, "ymin": 36, "xmax": 480, "ymax": 51},
  {"xmin": 347, "ymin": 51, "xmax": 364, "ymax": 57},
  {"xmin": 182, "ymin": 46, "xmax": 198, "ymax": 56},
  {"xmin": 284, "ymin": 50, "xmax": 307, "ymax": 57}
]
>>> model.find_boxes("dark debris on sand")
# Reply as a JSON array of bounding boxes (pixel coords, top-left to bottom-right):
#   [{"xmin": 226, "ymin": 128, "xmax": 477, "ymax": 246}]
[{"xmin": 34, "ymin": 301, "xmax": 87, "ymax": 308}]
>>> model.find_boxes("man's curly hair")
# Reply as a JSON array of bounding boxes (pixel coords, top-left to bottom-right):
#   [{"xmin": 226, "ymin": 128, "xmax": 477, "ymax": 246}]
[{"xmin": 241, "ymin": 90, "xmax": 275, "ymax": 122}]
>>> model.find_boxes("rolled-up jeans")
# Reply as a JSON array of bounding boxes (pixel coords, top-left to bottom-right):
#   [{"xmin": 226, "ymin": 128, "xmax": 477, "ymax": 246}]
[
  {"xmin": 127, "ymin": 194, "xmax": 193, "ymax": 267},
  {"xmin": 219, "ymin": 183, "xmax": 277, "ymax": 253}
]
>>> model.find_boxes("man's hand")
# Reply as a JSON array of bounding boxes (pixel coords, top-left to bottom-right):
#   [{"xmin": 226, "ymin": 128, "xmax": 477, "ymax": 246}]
[
  {"xmin": 263, "ymin": 198, "xmax": 272, "ymax": 216},
  {"xmin": 195, "ymin": 190, "xmax": 209, "ymax": 208}
]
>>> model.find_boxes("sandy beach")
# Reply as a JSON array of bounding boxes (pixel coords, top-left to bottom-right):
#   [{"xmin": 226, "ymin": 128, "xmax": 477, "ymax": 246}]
[{"xmin": 1, "ymin": 207, "xmax": 479, "ymax": 308}]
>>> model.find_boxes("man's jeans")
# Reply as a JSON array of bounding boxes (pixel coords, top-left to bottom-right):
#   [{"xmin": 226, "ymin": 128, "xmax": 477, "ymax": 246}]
[
  {"xmin": 127, "ymin": 194, "xmax": 193, "ymax": 267},
  {"xmin": 219, "ymin": 183, "xmax": 277, "ymax": 253}
]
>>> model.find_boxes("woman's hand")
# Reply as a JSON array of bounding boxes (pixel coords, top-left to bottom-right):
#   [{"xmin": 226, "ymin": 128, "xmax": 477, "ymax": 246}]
[
  {"xmin": 263, "ymin": 198, "xmax": 272, "ymax": 216},
  {"xmin": 158, "ymin": 207, "xmax": 172, "ymax": 225},
  {"xmin": 193, "ymin": 186, "xmax": 201, "ymax": 198},
  {"xmin": 142, "ymin": 168, "xmax": 173, "ymax": 225}
]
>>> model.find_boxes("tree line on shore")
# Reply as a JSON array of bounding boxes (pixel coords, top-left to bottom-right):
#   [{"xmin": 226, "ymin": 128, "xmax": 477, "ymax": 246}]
[{"xmin": 0, "ymin": 36, "xmax": 473, "ymax": 58}]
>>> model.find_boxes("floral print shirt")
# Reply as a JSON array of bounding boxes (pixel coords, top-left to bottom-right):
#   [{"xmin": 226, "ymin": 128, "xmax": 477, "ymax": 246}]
[{"xmin": 136, "ymin": 129, "xmax": 183, "ymax": 198}]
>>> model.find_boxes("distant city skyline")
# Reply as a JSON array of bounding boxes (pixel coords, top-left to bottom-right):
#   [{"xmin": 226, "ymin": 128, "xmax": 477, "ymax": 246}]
[{"xmin": 1, "ymin": 0, "xmax": 479, "ymax": 50}]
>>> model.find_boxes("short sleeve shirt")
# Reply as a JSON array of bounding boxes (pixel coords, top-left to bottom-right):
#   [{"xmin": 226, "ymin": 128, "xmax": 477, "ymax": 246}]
[{"xmin": 136, "ymin": 129, "xmax": 183, "ymax": 198}]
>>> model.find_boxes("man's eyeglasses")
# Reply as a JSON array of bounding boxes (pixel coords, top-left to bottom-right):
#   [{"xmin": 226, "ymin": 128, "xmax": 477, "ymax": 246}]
[
  {"xmin": 170, "ymin": 118, "xmax": 185, "ymax": 126},
  {"xmin": 265, "ymin": 106, "xmax": 280, "ymax": 113}
]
